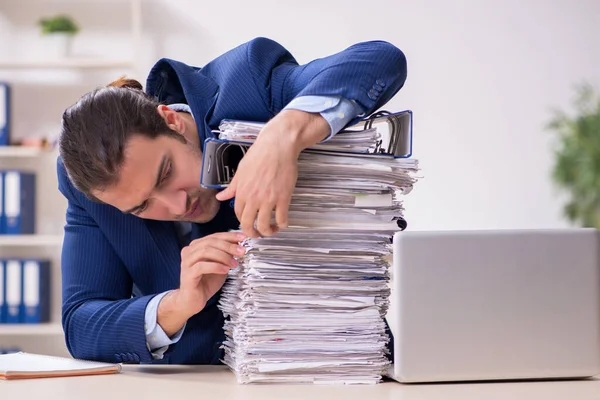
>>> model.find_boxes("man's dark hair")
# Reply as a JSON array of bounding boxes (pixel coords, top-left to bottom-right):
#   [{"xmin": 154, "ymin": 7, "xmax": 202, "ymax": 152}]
[{"xmin": 59, "ymin": 77, "xmax": 182, "ymax": 201}]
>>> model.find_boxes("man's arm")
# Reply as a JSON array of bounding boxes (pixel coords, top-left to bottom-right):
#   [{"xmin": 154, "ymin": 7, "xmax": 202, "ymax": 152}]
[
  {"xmin": 143, "ymin": 290, "xmax": 185, "ymax": 359},
  {"xmin": 216, "ymin": 38, "xmax": 407, "ymax": 237},
  {"xmin": 246, "ymin": 37, "xmax": 407, "ymax": 124},
  {"xmin": 58, "ymin": 159, "xmax": 155, "ymax": 364},
  {"xmin": 283, "ymin": 96, "xmax": 365, "ymax": 141}
]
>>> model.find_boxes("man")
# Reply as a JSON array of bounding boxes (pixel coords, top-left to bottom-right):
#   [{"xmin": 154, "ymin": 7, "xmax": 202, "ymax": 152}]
[{"xmin": 57, "ymin": 37, "xmax": 407, "ymax": 364}]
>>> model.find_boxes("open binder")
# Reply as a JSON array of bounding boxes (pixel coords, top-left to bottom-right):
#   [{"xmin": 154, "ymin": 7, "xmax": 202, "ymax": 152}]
[
  {"xmin": 361, "ymin": 109, "xmax": 413, "ymax": 158},
  {"xmin": 201, "ymin": 110, "xmax": 413, "ymax": 189}
]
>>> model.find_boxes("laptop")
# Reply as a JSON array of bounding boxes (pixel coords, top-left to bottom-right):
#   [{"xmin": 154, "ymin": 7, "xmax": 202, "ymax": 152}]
[{"xmin": 386, "ymin": 228, "xmax": 600, "ymax": 383}]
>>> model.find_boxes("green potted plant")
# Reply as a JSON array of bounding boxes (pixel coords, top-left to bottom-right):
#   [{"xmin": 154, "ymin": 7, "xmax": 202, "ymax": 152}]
[
  {"xmin": 37, "ymin": 14, "xmax": 79, "ymax": 58},
  {"xmin": 548, "ymin": 83, "xmax": 600, "ymax": 228}
]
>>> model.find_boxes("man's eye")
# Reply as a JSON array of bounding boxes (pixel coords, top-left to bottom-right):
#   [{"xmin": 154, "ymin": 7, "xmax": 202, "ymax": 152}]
[
  {"xmin": 162, "ymin": 163, "xmax": 172, "ymax": 183},
  {"xmin": 136, "ymin": 202, "xmax": 149, "ymax": 214}
]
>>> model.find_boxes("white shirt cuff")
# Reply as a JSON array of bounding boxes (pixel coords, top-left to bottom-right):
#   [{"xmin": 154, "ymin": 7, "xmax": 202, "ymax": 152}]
[
  {"xmin": 283, "ymin": 95, "xmax": 364, "ymax": 142},
  {"xmin": 144, "ymin": 291, "xmax": 186, "ymax": 360}
]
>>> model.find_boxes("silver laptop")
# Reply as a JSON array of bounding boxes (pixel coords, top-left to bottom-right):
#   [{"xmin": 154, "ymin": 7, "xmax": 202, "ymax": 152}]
[{"xmin": 386, "ymin": 228, "xmax": 600, "ymax": 383}]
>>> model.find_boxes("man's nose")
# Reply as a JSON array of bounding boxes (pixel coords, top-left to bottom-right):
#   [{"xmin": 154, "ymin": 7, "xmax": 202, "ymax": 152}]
[{"xmin": 155, "ymin": 190, "xmax": 188, "ymax": 216}]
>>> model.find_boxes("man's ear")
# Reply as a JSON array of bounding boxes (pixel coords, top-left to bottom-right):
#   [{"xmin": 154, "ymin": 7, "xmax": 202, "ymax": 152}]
[{"xmin": 156, "ymin": 105, "xmax": 185, "ymax": 135}]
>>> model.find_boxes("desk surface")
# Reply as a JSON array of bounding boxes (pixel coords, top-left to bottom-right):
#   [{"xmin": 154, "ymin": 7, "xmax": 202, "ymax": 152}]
[{"xmin": 1, "ymin": 365, "xmax": 599, "ymax": 400}]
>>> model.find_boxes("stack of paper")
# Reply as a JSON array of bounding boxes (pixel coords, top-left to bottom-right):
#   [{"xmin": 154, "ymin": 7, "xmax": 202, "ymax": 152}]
[
  {"xmin": 219, "ymin": 119, "xmax": 381, "ymax": 154},
  {"xmin": 287, "ymin": 152, "xmax": 418, "ymax": 231},
  {"xmin": 217, "ymin": 118, "xmax": 420, "ymax": 384}
]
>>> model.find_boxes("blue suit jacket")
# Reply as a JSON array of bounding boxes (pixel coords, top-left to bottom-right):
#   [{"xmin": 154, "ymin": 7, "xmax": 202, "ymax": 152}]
[{"xmin": 57, "ymin": 37, "xmax": 407, "ymax": 364}]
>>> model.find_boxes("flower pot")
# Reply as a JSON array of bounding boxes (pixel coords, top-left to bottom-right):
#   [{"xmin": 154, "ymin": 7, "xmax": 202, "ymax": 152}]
[{"xmin": 41, "ymin": 33, "xmax": 73, "ymax": 59}]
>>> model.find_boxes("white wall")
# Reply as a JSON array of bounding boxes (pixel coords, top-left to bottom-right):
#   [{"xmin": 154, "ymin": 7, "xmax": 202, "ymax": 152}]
[
  {"xmin": 4, "ymin": 0, "xmax": 600, "ymax": 232},
  {"xmin": 142, "ymin": 0, "xmax": 600, "ymax": 231}
]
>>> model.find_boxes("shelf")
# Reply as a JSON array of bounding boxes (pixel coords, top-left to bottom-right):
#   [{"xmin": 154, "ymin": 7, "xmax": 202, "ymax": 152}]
[
  {"xmin": 0, "ymin": 146, "xmax": 51, "ymax": 158},
  {"xmin": 0, "ymin": 323, "xmax": 63, "ymax": 336},
  {"xmin": 0, "ymin": 59, "xmax": 136, "ymax": 70},
  {"xmin": 0, "ymin": 235, "xmax": 63, "ymax": 246}
]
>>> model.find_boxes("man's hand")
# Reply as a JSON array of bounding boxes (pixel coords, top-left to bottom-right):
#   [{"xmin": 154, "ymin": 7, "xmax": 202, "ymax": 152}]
[
  {"xmin": 216, "ymin": 109, "xmax": 330, "ymax": 238},
  {"xmin": 157, "ymin": 231, "xmax": 246, "ymax": 337}
]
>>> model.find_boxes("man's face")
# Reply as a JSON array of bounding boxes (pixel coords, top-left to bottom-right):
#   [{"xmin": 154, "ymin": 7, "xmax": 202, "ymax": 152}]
[{"xmin": 92, "ymin": 133, "xmax": 221, "ymax": 223}]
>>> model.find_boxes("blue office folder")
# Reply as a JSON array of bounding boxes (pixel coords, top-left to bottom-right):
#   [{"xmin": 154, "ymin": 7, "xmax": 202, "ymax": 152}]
[
  {"xmin": 2, "ymin": 171, "xmax": 36, "ymax": 235},
  {"xmin": 4, "ymin": 259, "xmax": 22, "ymax": 323},
  {"xmin": 0, "ymin": 347, "xmax": 21, "ymax": 354},
  {"xmin": 0, "ymin": 260, "xmax": 6, "ymax": 323},
  {"xmin": 0, "ymin": 82, "xmax": 10, "ymax": 146},
  {"xmin": 0, "ymin": 173, "xmax": 4, "ymax": 235},
  {"xmin": 21, "ymin": 259, "xmax": 50, "ymax": 323}
]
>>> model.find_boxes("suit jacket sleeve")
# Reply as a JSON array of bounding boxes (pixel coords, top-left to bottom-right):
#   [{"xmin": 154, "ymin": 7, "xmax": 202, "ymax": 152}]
[
  {"xmin": 245, "ymin": 37, "xmax": 407, "ymax": 122},
  {"xmin": 57, "ymin": 159, "xmax": 155, "ymax": 364}
]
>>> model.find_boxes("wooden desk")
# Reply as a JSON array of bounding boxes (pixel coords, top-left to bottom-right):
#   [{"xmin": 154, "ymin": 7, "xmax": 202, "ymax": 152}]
[{"xmin": 1, "ymin": 365, "xmax": 599, "ymax": 400}]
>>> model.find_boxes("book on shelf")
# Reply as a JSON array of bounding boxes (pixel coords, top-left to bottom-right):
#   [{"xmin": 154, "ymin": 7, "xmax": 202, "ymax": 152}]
[
  {"xmin": 0, "ymin": 170, "xmax": 36, "ymax": 235},
  {"xmin": 0, "ymin": 259, "xmax": 50, "ymax": 324},
  {"xmin": 0, "ymin": 82, "xmax": 10, "ymax": 146}
]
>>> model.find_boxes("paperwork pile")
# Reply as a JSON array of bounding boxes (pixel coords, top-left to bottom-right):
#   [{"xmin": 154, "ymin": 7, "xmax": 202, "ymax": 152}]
[
  {"xmin": 219, "ymin": 119, "xmax": 382, "ymax": 154},
  {"xmin": 216, "ymin": 117, "xmax": 420, "ymax": 384}
]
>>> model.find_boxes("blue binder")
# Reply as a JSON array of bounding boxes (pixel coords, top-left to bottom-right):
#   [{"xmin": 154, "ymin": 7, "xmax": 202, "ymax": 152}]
[
  {"xmin": 4, "ymin": 259, "xmax": 22, "ymax": 323},
  {"xmin": 0, "ymin": 82, "xmax": 10, "ymax": 146},
  {"xmin": 0, "ymin": 260, "xmax": 5, "ymax": 323},
  {"xmin": 0, "ymin": 172, "xmax": 4, "ymax": 235},
  {"xmin": 21, "ymin": 259, "xmax": 50, "ymax": 323},
  {"xmin": 0, "ymin": 347, "xmax": 21, "ymax": 354},
  {"xmin": 2, "ymin": 171, "xmax": 36, "ymax": 234}
]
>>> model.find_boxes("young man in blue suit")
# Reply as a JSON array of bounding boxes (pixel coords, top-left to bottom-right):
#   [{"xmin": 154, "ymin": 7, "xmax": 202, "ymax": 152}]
[{"xmin": 57, "ymin": 37, "xmax": 407, "ymax": 364}]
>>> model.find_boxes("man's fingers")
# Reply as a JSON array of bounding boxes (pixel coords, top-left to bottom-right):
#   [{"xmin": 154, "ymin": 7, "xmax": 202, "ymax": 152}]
[
  {"xmin": 190, "ymin": 231, "xmax": 246, "ymax": 246},
  {"xmin": 215, "ymin": 179, "xmax": 237, "ymax": 201},
  {"xmin": 256, "ymin": 203, "xmax": 276, "ymax": 237},
  {"xmin": 233, "ymin": 190, "xmax": 245, "ymax": 223},
  {"xmin": 198, "ymin": 239, "xmax": 245, "ymax": 258},
  {"xmin": 240, "ymin": 202, "xmax": 261, "ymax": 238},
  {"xmin": 190, "ymin": 261, "xmax": 232, "ymax": 276},
  {"xmin": 275, "ymin": 196, "xmax": 291, "ymax": 230},
  {"xmin": 185, "ymin": 247, "xmax": 238, "ymax": 269}
]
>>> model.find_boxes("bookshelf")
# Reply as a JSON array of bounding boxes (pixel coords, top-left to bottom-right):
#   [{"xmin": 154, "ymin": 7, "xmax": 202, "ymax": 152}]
[
  {"xmin": 0, "ymin": 235, "xmax": 63, "ymax": 246},
  {"xmin": 0, "ymin": 59, "xmax": 136, "ymax": 70},
  {"xmin": 0, "ymin": 146, "xmax": 48, "ymax": 157},
  {"xmin": 0, "ymin": 0, "xmax": 142, "ymax": 358},
  {"xmin": 0, "ymin": 323, "xmax": 63, "ymax": 336}
]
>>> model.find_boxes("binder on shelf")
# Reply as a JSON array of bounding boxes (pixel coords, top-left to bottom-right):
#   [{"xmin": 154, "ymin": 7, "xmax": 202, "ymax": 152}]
[
  {"xmin": 0, "ymin": 82, "xmax": 10, "ymax": 146},
  {"xmin": 0, "ymin": 173, "xmax": 3, "ymax": 236},
  {"xmin": 0, "ymin": 261, "xmax": 5, "ymax": 323},
  {"xmin": 5, "ymin": 260, "xmax": 21, "ymax": 324},
  {"xmin": 201, "ymin": 110, "xmax": 414, "ymax": 189},
  {"xmin": 21, "ymin": 259, "xmax": 50, "ymax": 323},
  {"xmin": 2, "ymin": 171, "xmax": 36, "ymax": 235},
  {"xmin": 0, "ymin": 348, "xmax": 21, "ymax": 354}
]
